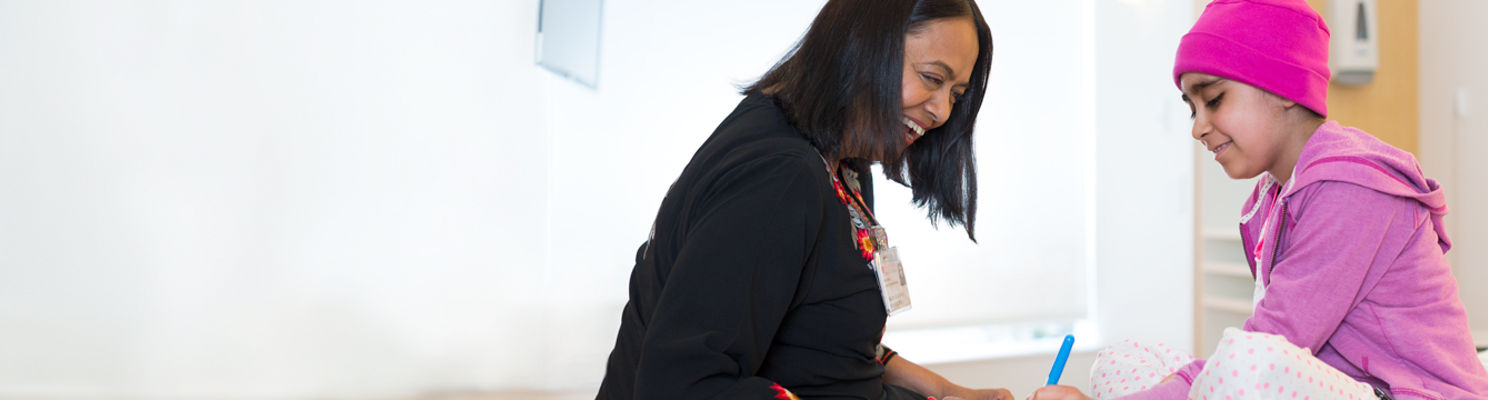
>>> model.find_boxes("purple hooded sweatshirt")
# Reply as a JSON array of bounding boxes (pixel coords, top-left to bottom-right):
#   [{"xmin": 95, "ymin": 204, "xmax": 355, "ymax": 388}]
[{"xmin": 1131, "ymin": 122, "xmax": 1488, "ymax": 399}]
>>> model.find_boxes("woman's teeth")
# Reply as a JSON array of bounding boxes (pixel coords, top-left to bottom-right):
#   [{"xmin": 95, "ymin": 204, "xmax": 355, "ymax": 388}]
[{"xmin": 902, "ymin": 117, "xmax": 926, "ymax": 138}]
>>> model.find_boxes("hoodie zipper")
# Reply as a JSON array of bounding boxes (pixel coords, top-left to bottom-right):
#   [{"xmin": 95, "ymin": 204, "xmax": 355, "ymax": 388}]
[{"xmin": 1265, "ymin": 202, "xmax": 1287, "ymax": 285}]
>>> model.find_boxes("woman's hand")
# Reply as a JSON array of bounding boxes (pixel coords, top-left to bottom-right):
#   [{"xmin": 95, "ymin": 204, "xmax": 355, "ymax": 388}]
[
  {"xmin": 1026, "ymin": 385, "xmax": 1093, "ymax": 400},
  {"xmin": 941, "ymin": 387, "xmax": 1014, "ymax": 400},
  {"xmin": 883, "ymin": 356, "xmax": 1013, "ymax": 400}
]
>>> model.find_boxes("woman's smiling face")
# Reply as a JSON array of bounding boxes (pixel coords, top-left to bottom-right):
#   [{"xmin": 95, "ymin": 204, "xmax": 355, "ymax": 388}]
[{"xmin": 900, "ymin": 17, "xmax": 978, "ymax": 147}]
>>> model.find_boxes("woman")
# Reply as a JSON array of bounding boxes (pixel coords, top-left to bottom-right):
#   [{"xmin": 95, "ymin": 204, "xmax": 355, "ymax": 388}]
[{"xmin": 598, "ymin": 1, "xmax": 1005, "ymax": 398}]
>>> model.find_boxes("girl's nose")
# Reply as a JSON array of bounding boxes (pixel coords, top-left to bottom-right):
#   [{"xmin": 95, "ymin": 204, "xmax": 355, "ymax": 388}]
[{"xmin": 1191, "ymin": 114, "xmax": 1210, "ymax": 142}]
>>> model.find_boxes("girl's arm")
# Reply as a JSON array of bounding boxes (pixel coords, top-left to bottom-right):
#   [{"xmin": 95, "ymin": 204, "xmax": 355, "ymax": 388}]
[{"xmin": 1243, "ymin": 182, "xmax": 1412, "ymax": 351}]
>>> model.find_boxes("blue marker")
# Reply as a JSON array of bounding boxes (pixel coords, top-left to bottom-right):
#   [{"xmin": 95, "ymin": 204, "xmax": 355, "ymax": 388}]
[{"xmin": 1046, "ymin": 334, "xmax": 1075, "ymax": 385}]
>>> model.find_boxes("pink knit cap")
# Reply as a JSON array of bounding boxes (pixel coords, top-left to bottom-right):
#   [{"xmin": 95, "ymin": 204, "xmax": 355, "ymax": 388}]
[{"xmin": 1173, "ymin": 0, "xmax": 1331, "ymax": 117}]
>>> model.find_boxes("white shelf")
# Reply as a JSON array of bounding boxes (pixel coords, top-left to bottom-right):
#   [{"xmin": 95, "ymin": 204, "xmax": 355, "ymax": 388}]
[
  {"xmin": 1202, "ymin": 262, "xmax": 1252, "ymax": 279},
  {"xmin": 1202, "ymin": 296, "xmax": 1254, "ymax": 315},
  {"xmin": 1198, "ymin": 152, "xmax": 1262, "ymax": 356}
]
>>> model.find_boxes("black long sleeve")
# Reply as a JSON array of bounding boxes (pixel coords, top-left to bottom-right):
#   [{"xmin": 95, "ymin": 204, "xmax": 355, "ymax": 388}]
[{"xmin": 600, "ymin": 94, "xmax": 925, "ymax": 400}]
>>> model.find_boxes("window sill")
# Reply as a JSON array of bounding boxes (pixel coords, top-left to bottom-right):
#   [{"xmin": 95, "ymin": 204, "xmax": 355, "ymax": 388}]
[{"xmin": 882, "ymin": 319, "xmax": 1101, "ymax": 365}]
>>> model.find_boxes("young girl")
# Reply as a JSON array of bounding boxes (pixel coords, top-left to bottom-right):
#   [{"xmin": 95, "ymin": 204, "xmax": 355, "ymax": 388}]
[{"xmin": 1032, "ymin": 0, "xmax": 1488, "ymax": 399}]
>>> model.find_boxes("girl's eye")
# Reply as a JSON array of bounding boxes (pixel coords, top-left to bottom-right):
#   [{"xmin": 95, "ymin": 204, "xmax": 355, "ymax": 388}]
[
  {"xmin": 921, "ymin": 73, "xmax": 944, "ymax": 86},
  {"xmin": 1206, "ymin": 93, "xmax": 1224, "ymax": 109}
]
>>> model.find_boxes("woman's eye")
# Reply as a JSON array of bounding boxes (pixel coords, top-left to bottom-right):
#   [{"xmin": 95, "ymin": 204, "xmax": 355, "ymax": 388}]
[{"xmin": 921, "ymin": 73, "xmax": 943, "ymax": 86}]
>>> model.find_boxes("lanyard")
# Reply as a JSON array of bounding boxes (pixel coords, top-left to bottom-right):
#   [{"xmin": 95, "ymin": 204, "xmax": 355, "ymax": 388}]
[
  {"xmin": 816, "ymin": 155, "xmax": 890, "ymax": 259},
  {"xmin": 813, "ymin": 154, "xmax": 913, "ymax": 315},
  {"xmin": 836, "ymin": 167, "xmax": 879, "ymax": 225}
]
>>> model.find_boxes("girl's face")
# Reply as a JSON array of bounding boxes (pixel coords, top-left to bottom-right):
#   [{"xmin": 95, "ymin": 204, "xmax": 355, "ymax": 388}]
[
  {"xmin": 1180, "ymin": 72, "xmax": 1295, "ymax": 180},
  {"xmin": 900, "ymin": 17, "xmax": 978, "ymax": 147}
]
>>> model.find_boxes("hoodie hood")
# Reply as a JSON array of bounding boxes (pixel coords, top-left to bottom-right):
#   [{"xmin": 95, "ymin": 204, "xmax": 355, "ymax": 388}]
[{"xmin": 1283, "ymin": 121, "xmax": 1451, "ymax": 252}]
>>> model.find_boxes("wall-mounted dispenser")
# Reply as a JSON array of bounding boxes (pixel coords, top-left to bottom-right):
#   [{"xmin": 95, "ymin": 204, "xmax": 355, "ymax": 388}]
[
  {"xmin": 536, "ymin": 0, "xmax": 604, "ymax": 89},
  {"xmin": 1329, "ymin": 0, "xmax": 1378, "ymax": 86}
]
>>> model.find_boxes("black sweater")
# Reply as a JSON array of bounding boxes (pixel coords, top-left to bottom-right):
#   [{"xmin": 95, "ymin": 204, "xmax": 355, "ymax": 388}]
[{"xmin": 598, "ymin": 94, "xmax": 924, "ymax": 399}]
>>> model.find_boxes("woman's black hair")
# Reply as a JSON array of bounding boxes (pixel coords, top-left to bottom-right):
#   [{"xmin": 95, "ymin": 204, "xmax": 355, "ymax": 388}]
[{"xmin": 744, "ymin": 0, "xmax": 993, "ymax": 241}]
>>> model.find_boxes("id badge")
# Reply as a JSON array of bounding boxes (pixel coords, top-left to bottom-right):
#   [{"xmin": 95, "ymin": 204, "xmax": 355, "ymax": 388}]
[{"xmin": 871, "ymin": 247, "xmax": 912, "ymax": 316}]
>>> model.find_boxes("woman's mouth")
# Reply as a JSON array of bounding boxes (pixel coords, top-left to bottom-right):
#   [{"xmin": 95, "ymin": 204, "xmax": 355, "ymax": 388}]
[{"xmin": 903, "ymin": 117, "xmax": 926, "ymax": 145}]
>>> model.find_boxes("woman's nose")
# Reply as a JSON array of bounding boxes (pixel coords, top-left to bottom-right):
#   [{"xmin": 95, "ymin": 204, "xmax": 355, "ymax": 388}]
[{"xmin": 925, "ymin": 92, "xmax": 951, "ymax": 128}]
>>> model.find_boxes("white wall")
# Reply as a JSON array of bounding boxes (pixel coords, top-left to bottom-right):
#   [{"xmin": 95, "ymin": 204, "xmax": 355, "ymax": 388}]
[
  {"xmin": 0, "ymin": 0, "xmax": 829, "ymax": 398},
  {"xmin": 1090, "ymin": 0, "xmax": 1196, "ymax": 355},
  {"xmin": 874, "ymin": 0, "xmax": 1093, "ymax": 330},
  {"xmin": 536, "ymin": 0, "xmax": 828, "ymax": 389},
  {"xmin": 883, "ymin": 1, "xmax": 1198, "ymax": 396},
  {"xmin": 0, "ymin": 0, "xmax": 553, "ymax": 398},
  {"xmin": 1419, "ymin": 0, "xmax": 1488, "ymax": 346}
]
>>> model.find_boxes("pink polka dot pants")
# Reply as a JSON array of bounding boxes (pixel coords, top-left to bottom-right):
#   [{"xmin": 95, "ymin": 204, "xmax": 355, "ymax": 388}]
[
  {"xmin": 1091, "ymin": 328, "xmax": 1377, "ymax": 399},
  {"xmin": 1090, "ymin": 338, "xmax": 1195, "ymax": 399}
]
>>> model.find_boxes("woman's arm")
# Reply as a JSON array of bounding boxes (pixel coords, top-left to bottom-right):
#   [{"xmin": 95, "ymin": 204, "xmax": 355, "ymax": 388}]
[
  {"xmin": 632, "ymin": 155, "xmax": 824, "ymax": 399},
  {"xmin": 883, "ymin": 356, "xmax": 1013, "ymax": 400}
]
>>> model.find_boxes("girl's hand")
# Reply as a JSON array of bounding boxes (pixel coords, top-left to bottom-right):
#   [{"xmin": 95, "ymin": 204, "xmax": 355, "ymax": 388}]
[{"xmin": 1026, "ymin": 385, "xmax": 1093, "ymax": 400}]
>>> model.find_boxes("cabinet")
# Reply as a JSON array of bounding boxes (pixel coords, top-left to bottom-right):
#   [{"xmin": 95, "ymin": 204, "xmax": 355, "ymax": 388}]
[{"xmin": 1419, "ymin": 0, "xmax": 1488, "ymax": 348}]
